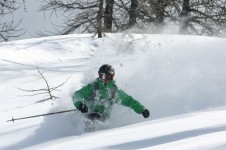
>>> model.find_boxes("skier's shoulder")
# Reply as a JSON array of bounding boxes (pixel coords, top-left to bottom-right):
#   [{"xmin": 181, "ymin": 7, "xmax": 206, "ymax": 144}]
[
  {"xmin": 87, "ymin": 79, "xmax": 99, "ymax": 88},
  {"xmin": 79, "ymin": 80, "xmax": 97, "ymax": 91}
]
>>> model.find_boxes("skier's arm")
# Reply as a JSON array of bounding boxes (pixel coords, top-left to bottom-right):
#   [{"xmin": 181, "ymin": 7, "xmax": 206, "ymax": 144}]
[
  {"xmin": 72, "ymin": 84, "xmax": 93, "ymax": 109},
  {"xmin": 117, "ymin": 89, "xmax": 145, "ymax": 114}
]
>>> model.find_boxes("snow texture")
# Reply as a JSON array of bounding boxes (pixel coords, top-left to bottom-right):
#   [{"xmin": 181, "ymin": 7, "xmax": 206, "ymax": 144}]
[{"xmin": 0, "ymin": 33, "xmax": 226, "ymax": 150}]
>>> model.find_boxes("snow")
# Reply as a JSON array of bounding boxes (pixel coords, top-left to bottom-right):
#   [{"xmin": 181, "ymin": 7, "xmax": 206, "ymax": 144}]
[{"xmin": 0, "ymin": 33, "xmax": 226, "ymax": 150}]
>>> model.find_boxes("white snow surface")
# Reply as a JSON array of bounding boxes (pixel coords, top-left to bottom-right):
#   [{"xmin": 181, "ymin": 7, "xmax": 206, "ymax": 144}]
[{"xmin": 0, "ymin": 33, "xmax": 226, "ymax": 150}]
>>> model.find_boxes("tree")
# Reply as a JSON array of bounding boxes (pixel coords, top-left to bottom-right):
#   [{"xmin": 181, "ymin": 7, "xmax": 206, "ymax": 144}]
[
  {"xmin": 151, "ymin": 0, "xmax": 169, "ymax": 32},
  {"xmin": 104, "ymin": 0, "xmax": 114, "ymax": 31},
  {"xmin": 177, "ymin": 0, "xmax": 226, "ymax": 36},
  {"xmin": 40, "ymin": 0, "xmax": 144, "ymax": 36},
  {"xmin": 179, "ymin": 0, "xmax": 190, "ymax": 34},
  {"xmin": 40, "ymin": 0, "xmax": 105, "ymax": 37},
  {"xmin": 40, "ymin": 0, "xmax": 226, "ymax": 37},
  {"xmin": 134, "ymin": 0, "xmax": 171, "ymax": 33},
  {"xmin": 128, "ymin": 0, "xmax": 139, "ymax": 27},
  {"xmin": 97, "ymin": 0, "xmax": 104, "ymax": 37},
  {"xmin": 0, "ymin": 0, "xmax": 24, "ymax": 42}
]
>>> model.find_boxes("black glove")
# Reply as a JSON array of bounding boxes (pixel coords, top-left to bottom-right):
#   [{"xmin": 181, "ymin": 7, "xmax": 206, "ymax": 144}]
[
  {"xmin": 142, "ymin": 109, "xmax": 150, "ymax": 118},
  {"xmin": 79, "ymin": 103, "xmax": 88, "ymax": 113}
]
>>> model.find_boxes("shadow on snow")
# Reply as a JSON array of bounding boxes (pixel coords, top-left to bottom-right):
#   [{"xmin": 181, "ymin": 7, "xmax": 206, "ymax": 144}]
[{"xmin": 108, "ymin": 125, "xmax": 226, "ymax": 149}]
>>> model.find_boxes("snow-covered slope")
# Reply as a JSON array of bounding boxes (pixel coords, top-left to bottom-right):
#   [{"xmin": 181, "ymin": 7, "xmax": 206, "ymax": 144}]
[{"xmin": 0, "ymin": 34, "xmax": 226, "ymax": 150}]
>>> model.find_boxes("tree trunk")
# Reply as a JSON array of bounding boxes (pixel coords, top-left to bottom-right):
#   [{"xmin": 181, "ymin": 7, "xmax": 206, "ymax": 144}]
[
  {"xmin": 155, "ymin": 0, "xmax": 165, "ymax": 24},
  {"xmin": 104, "ymin": 0, "xmax": 114, "ymax": 32},
  {"xmin": 179, "ymin": 0, "xmax": 190, "ymax": 34},
  {"xmin": 97, "ymin": 0, "xmax": 104, "ymax": 38},
  {"xmin": 129, "ymin": 0, "xmax": 139, "ymax": 28},
  {"xmin": 154, "ymin": 0, "xmax": 166, "ymax": 32}
]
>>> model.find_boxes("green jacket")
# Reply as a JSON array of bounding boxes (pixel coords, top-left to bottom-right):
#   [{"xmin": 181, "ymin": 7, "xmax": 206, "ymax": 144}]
[{"xmin": 72, "ymin": 78, "xmax": 145, "ymax": 117}]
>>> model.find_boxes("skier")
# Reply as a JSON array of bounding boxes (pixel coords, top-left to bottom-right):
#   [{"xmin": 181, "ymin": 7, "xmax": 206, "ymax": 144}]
[{"xmin": 72, "ymin": 64, "xmax": 150, "ymax": 122}]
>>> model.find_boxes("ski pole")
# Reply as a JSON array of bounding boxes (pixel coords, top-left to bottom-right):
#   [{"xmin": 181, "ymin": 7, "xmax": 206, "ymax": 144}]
[{"xmin": 6, "ymin": 109, "xmax": 77, "ymax": 122}]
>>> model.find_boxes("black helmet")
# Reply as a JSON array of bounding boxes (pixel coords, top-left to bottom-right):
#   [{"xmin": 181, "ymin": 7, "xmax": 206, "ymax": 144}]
[{"xmin": 98, "ymin": 64, "xmax": 115, "ymax": 80}]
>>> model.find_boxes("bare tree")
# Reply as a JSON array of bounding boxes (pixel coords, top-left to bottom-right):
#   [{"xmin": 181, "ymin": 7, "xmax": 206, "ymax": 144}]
[
  {"xmin": 0, "ymin": 0, "xmax": 24, "ymax": 42},
  {"xmin": 177, "ymin": 0, "xmax": 226, "ymax": 36},
  {"xmin": 39, "ymin": 0, "xmax": 226, "ymax": 37},
  {"xmin": 97, "ymin": 0, "xmax": 104, "ymax": 37},
  {"xmin": 40, "ymin": 0, "xmax": 105, "ymax": 37},
  {"xmin": 104, "ymin": 0, "xmax": 114, "ymax": 31},
  {"xmin": 179, "ymin": 0, "xmax": 190, "ymax": 34},
  {"xmin": 151, "ymin": 0, "xmax": 169, "ymax": 32},
  {"xmin": 111, "ymin": 0, "xmax": 130, "ymax": 30},
  {"xmin": 39, "ymin": 0, "xmax": 145, "ymax": 36},
  {"xmin": 128, "ymin": 0, "xmax": 139, "ymax": 27},
  {"xmin": 134, "ymin": 0, "xmax": 172, "ymax": 33}
]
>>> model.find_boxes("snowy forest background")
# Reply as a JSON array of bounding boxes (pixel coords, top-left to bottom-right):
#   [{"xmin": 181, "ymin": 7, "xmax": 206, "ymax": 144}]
[{"xmin": 1, "ymin": 0, "xmax": 226, "ymax": 42}]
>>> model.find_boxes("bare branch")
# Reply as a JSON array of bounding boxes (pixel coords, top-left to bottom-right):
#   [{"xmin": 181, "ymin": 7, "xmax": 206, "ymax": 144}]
[
  {"xmin": 16, "ymin": 65, "xmax": 71, "ymax": 103},
  {"xmin": 0, "ymin": 0, "xmax": 25, "ymax": 42}
]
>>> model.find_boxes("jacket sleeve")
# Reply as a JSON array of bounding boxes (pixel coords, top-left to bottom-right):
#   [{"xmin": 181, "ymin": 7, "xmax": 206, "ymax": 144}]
[
  {"xmin": 72, "ymin": 84, "xmax": 94, "ymax": 109},
  {"xmin": 117, "ymin": 89, "xmax": 145, "ymax": 114}
]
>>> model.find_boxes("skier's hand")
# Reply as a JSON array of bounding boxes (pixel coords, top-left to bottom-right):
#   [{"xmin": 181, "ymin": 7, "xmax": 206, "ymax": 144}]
[
  {"xmin": 79, "ymin": 103, "xmax": 88, "ymax": 113},
  {"xmin": 142, "ymin": 109, "xmax": 150, "ymax": 118}
]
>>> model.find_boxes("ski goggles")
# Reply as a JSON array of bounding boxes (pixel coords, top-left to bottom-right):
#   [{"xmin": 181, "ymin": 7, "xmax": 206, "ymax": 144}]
[{"xmin": 99, "ymin": 73, "xmax": 115, "ymax": 80}]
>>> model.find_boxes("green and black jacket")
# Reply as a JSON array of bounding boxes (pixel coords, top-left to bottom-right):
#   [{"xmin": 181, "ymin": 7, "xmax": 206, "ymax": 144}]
[{"xmin": 72, "ymin": 78, "xmax": 145, "ymax": 117}]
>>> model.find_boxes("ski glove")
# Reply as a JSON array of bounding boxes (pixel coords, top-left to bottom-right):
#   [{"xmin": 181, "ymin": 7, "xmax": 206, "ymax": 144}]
[
  {"xmin": 79, "ymin": 103, "xmax": 88, "ymax": 113},
  {"xmin": 142, "ymin": 109, "xmax": 150, "ymax": 118}
]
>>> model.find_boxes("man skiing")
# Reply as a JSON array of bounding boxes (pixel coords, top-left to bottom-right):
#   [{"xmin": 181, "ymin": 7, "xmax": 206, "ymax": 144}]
[{"xmin": 72, "ymin": 64, "xmax": 150, "ymax": 121}]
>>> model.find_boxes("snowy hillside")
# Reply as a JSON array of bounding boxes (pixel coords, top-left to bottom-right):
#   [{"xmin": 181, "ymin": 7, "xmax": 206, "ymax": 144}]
[{"xmin": 0, "ymin": 34, "xmax": 226, "ymax": 149}]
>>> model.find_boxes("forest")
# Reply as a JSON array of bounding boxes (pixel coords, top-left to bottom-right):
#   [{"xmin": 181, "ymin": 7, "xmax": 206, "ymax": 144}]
[{"xmin": 1, "ymin": 0, "xmax": 226, "ymax": 41}]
